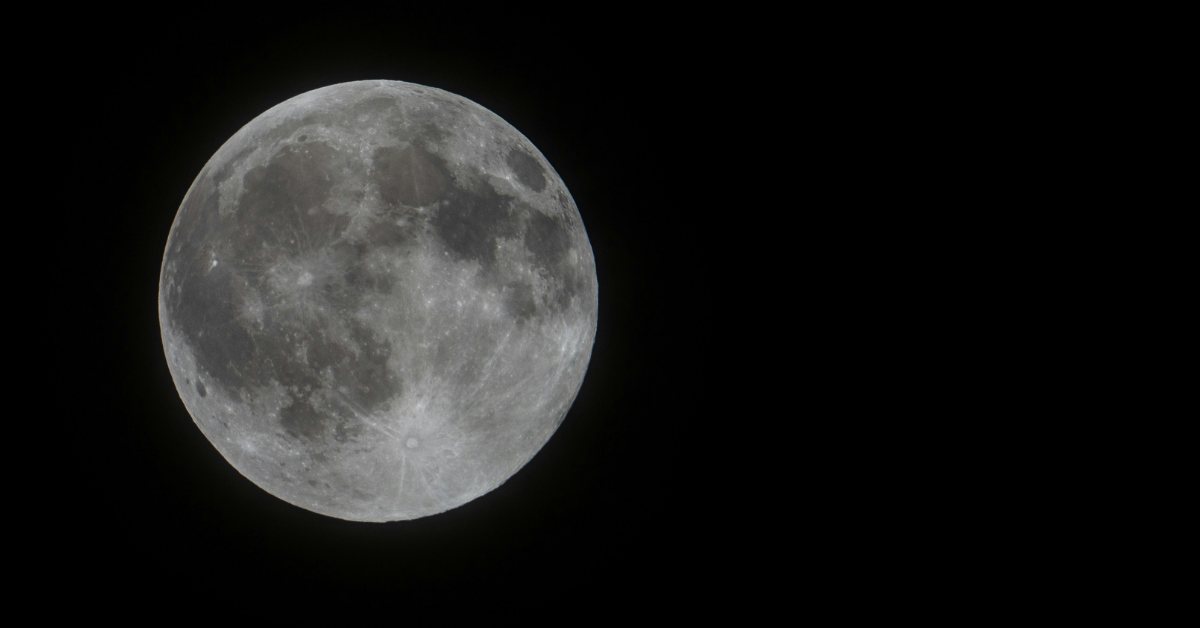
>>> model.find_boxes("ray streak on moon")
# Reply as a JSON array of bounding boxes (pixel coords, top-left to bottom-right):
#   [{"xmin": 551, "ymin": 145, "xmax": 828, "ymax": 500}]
[{"xmin": 159, "ymin": 80, "xmax": 597, "ymax": 522}]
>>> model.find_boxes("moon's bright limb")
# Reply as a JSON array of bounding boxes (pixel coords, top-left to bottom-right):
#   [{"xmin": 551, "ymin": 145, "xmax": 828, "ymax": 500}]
[{"xmin": 158, "ymin": 80, "xmax": 597, "ymax": 522}]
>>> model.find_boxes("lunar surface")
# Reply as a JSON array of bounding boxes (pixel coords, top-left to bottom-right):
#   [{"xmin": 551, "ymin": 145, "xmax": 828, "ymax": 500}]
[{"xmin": 158, "ymin": 80, "xmax": 597, "ymax": 521}]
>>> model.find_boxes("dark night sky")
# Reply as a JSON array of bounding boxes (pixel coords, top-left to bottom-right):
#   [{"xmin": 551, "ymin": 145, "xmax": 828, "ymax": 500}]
[
  {"xmin": 20, "ymin": 7, "xmax": 1088, "ymax": 617},
  {"xmin": 32, "ymin": 9, "xmax": 772, "ymax": 611}
]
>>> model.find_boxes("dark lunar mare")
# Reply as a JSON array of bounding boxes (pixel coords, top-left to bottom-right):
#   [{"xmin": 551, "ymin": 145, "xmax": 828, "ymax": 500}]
[
  {"xmin": 506, "ymin": 149, "xmax": 547, "ymax": 192},
  {"xmin": 164, "ymin": 140, "xmax": 403, "ymax": 447}
]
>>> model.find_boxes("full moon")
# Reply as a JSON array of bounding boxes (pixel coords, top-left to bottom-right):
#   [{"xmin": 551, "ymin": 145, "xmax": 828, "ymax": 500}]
[{"xmin": 158, "ymin": 80, "xmax": 597, "ymax": 522}]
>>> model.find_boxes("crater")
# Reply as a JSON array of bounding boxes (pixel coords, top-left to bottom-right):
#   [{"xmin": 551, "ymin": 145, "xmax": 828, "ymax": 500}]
[{"xmin": 196, "ymin": 380, "xmax": 207, "ymax": 397}]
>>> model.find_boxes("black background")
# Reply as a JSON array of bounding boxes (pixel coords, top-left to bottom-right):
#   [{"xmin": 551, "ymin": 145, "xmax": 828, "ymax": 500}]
[
  {"xmin": 22, "ymin": 8, "xmax": 1124, "ymax": 617},
  {"xmin": 41, "ymin": 9, "xmax": 760, "ymax": 610}
]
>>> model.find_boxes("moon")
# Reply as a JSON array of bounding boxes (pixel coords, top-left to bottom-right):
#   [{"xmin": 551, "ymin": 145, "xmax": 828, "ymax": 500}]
[{"xmin": 158, "ymin": 80, "xmax": 597, "ymax": 522}]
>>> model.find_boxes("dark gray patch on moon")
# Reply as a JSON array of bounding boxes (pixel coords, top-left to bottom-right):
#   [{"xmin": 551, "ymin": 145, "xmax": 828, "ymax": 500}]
[
  {"xmin": 373, "ymin": 145, "xmax": 448, "ymax": 207},
  {"xmin": 504, "ymin": 282, "xmax": 538, "ymax": 322},
  {"xmin": 431, "ymin": 182, "xmax": 516, "ymax": 270},
  {"xmin": 159, "ymin": 80, "xmax": 597, "ymax": 522},
  {"xmin": 525, "ymin": 210, "xmax": 571, "ymax": 269},
  {"xmin": 506, "ymin": 150, "xmax": 547, "ymax": 192}
]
